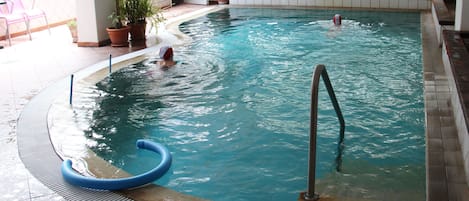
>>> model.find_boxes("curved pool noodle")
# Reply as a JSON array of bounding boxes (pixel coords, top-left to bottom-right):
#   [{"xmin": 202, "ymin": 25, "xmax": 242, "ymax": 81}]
[{"xmin": 61, "ymin": 139, "xmax": 172, "ymax": 190}]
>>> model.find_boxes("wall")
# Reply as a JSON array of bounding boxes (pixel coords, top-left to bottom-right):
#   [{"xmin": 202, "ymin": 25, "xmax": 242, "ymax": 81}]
[
  {"xmin": 154, "ymin": 0, "xmax": 173, "ymax": 7},
  {"xmin": 31, "ymin": 0, "xmax": 76, "ymax": 25},
  {"xmin": 230, "ymin": 0, "xmax": 431, "ymax": 10},
  {"xmin": 75, "ymin": 0, "xmax": 115, "ymax": 46},
  {"xmin": 1, "ymin": 0, "xmax": 431, "ymax": 40},
  {"xmin": 94, "ymin": 0, "xmax": 114, "ymax": 45},
  {"xmin": 441, "ymin": 34, "xmax": 469, "ymax": 190},
  {"xmin": 455, "ymin": 0, "xmax": 469, "ymax": 31},
  {"xmin": 185, "ymin": 0, "xmax": 209, "ymax": 5},
  {"xmin": 76, "ymin": 0, "xmax": 97, "ymax": 45}
]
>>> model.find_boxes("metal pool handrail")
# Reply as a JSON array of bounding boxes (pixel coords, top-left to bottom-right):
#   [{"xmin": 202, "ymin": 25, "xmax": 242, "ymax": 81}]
[{"xmin": 303, "ymin": 64, "xmax": 345, "ymax": 201}]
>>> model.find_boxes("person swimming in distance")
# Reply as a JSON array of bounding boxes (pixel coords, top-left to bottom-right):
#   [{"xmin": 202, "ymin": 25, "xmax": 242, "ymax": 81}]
[
  {"xmin": 333, "ymin": 14, "xmax": 342, "ymax": 26},
  {"xmin": 158, "ymin": 46, "xmax": 176, "ymax": 68},
  {"xmin": 326, "ymin": 14, "xmax": 342, "ymax": 38}
]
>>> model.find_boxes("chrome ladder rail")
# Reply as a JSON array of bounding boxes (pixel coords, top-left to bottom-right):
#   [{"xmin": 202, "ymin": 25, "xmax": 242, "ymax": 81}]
[{"xmin": 303, "ymin": 64, "xmax": 345, "ymax": 201}]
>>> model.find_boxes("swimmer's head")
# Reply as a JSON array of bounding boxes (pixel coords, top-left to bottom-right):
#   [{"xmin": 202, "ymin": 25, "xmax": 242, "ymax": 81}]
[
  {"xmin": 333, "ymin": 14, "xmax": 342, "ymax": 26},
  {"xmin": 159, "ymin": 46, "xmax": 173, "ymax": 61}
]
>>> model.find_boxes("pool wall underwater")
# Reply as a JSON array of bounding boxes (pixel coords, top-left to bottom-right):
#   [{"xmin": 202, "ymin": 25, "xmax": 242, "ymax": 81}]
[{"xmin": 229, "ymin": 0, "xmax": 432, "ymax": 10}]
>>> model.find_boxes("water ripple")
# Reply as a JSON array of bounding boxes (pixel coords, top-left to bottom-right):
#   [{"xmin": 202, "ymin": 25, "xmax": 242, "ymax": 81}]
[{"xmin": 52, "ymin": 8, "xmax": 424, "ymax": 201}]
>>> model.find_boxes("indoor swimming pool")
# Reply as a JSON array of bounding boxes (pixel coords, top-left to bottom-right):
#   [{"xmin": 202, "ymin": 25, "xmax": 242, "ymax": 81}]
[{"xmin": 50, "ymin": 8, "xmax": 425, "ymax": 201}]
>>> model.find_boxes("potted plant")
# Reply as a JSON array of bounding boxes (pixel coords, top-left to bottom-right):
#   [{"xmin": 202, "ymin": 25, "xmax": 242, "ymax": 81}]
[
  {"xmin": 124, "ymin": 0, "xmax": 165, "ymax": 42},
  {"xmin": 107, "ymin": 0, "xmax": 130, "ymax": 47},
  {"xmin": 67, "ymin": 19, "xmax": 78, "ymax": 43}
]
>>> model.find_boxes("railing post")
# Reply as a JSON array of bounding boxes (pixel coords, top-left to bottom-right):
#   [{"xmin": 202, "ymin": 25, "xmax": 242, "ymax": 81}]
[
  {"xmin": 69, "ymin": 74, "xmax": 74, "ymax": 105},
  {"xmin": 320, "ymin": 66, "xmax": 346, "ymax": 172},
  {"xmin": 300, "ymin": 64, "xmax": 345, "ymax": 201},
  {"xmin": 109, "ymin": 54, "xmax": 112, "ymax": 74}
]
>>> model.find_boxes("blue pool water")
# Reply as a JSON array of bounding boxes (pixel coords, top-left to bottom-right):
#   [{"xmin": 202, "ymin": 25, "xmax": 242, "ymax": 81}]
[{"xmin": 75, "ymin": 8, "xmax": 424, "ymax": 200}]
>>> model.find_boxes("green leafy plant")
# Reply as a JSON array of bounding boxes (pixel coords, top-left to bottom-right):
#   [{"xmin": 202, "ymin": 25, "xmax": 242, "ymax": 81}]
[
  {"xmin": 67, "ymin": 19, "xmax": 78, "ymax": 43},
  {"xmin": 124, "ymin": 0, "xmax": 165, "ymax": 29},
  {"xmin": 108, "ymin": 0, "xmax": 126, "ymax": 29},
  {"xmin": 67, "ymin": 19, "xmax": 77, "ymax": 28}
]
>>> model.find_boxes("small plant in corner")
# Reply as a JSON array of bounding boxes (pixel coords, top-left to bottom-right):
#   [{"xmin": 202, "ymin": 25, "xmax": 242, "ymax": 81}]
[{"xmin": 67, "ymin": 19, "xmax": 78, "ymax": 43}]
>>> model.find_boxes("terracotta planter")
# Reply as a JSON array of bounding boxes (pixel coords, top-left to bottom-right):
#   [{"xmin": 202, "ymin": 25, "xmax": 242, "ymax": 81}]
[
  {"xmin": 129, "ymin": 22, "xmax": 146, "ymax": 41},
  {"xmin": 68, "ymin": 26, "xmax": 78, "ymax": 43},
  {"xmin": 106, "ymin": 26, "xmax": 130, "ymax": 47}
]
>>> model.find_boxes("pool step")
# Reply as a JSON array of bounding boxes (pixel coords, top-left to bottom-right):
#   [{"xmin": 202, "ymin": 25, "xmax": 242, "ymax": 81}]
[
  {"xmin": 312, "ymin": 178, "xmax": 423, "ymax": 201},
  {"xmin": 308, "ymin": 159, "xmax": 425, "ymax": 201}
]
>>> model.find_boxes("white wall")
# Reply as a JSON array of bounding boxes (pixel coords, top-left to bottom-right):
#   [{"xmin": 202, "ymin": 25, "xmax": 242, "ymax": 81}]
[
  {"xmin": 154, "ymin": 0, "xmax": 173, "ymax": 7},
  {"xmin": 76, "ymin": 0, "xmax": 98, "ymax": 44},
  {"xmin": 75, "ymin": 0, "xmax": 114, "ymax": 46},
  {"xmin": 230, "ymin": 0, "xmax": 431, "ymax": 9},
  {"xmin": 185, "ymin": 0, "xmax": 209, "ymax": 5},
  {"xmin": 455, "ymin": 0, "xmax": 469, "ymax": 31},
  {"xmin": 30, "ymin": 0, "xmax": 76, "ymax": 26},
  {"xmin": 94, "ymin": 0, "xmax": 115, "ymax": 43}
]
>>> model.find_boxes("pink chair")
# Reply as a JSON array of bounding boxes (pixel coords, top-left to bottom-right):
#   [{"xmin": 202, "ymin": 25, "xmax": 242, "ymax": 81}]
[
  {"xmin": 0, "ymin": 0, "xmax": 49, "ymax": 46},
  {"xmin": 0, "ymin": 0, "xmax": 31, "ymax": 46},
  {"xmin": 14, "ymin": 0, "xmax": 50, "ymax": 34}
]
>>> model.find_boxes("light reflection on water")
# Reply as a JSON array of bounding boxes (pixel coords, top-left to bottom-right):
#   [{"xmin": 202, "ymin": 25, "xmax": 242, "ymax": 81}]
[{"xmin": 49, "ymin": 8, "xmax": 425, "ymax": 201}]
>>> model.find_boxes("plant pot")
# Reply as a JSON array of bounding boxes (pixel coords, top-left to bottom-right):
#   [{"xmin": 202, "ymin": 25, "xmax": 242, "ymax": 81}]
[
  {"xmin": 129, "ymin": 22, "xmax": 146, "ymax": 41},
  {"xmin": 218, "ymin": 0, "xmax": 229, "ymax": 4},
  {"xmin": 106, "ymin": 26, "xmax": 130, "ymax": 47},
  {"xmin": 68, "ymin": 26, "xmax": 78, "ymax": 43}
]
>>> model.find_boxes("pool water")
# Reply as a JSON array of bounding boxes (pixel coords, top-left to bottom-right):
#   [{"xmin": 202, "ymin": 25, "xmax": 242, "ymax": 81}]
[{"xmin": 74, "ymin": 8, "xmax": 424, "ymax": 201}]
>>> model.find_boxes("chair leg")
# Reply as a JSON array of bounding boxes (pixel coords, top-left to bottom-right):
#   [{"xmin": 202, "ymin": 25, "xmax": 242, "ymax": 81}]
[
  {"xmin": 6, "ymin": 24, "xmax": 11, "ymax": 46},
  {"xmin": 25, "ymin": 20, "xmax": 32, "ymax": 40},
  {"xmin": 44, "ymin": 15, "xmax": 50, "ymax": 35}
]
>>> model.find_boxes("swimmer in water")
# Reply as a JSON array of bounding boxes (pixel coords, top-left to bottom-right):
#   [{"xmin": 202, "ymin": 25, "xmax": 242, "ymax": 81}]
[
  {"xmin": 158, "ymin": 46, "xmax": 176, "ymax": 68},
  {"xmin": 333, "ymin": 14, "xmax": 342, "ymax": 26}
]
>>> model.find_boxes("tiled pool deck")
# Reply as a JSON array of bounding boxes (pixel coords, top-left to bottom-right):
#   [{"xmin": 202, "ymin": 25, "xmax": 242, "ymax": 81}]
[{"xmin": 1, "ymin": 4, "xmax": 468, "ymax": 201}]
